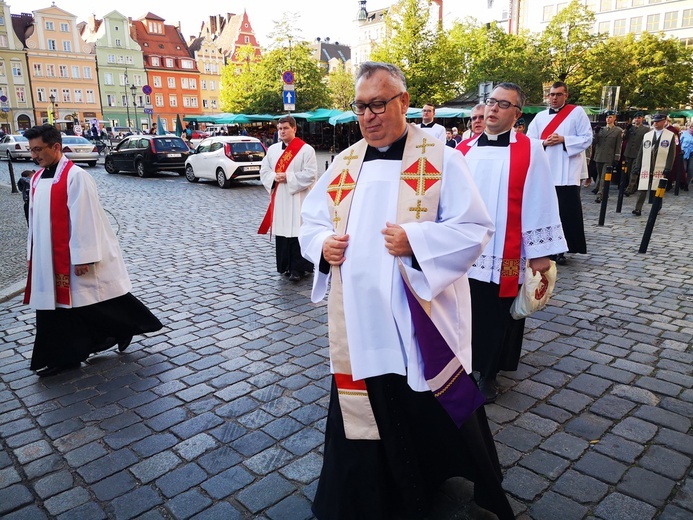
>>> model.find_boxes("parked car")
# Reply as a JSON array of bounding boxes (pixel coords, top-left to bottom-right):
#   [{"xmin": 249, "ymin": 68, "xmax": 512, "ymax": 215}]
[
  {"xmin": 184, "ymin": 136, "xmax": 266, "ymax": 188},
  {"xmin": 104, "ymin": 135, "xmax": 190, "ymax": 177},
  {"xmin": 0, "ymin": 134, "xmax": 31, "ymax": 161},
  {"xmin": 61, "ymin": 136, "xmax": 99, "ymax": 167}
]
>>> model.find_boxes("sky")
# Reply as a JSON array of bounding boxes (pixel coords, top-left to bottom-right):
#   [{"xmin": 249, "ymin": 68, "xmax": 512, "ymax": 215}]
[{"xmin": 16, "ymin": 0, "xmax": 390, "ymax": 47}]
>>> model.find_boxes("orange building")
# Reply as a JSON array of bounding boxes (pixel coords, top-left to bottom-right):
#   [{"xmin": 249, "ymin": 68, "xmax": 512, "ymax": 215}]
[{"xmin": 130, "ymin": 13, "xmax": 201, "ymax": 133}]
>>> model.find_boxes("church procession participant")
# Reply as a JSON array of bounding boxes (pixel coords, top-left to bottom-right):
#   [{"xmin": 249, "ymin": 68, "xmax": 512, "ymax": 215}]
[
  {"xmin": 624, "ymin": 111, "xmax": 651, "ymax": 195},
  {"xmin": 23, "ymin": 124, "xmax": 163, "ymax": 377},
  {"xmin": 591, "ymin": 110, "xmax": 623, "ymax": 203},
  {"xmin": 299, "ymin": 61, "xmax": 513, "ymax": 520},
  {"xmin": 419, "ymin": 103, "xmax": 447, "ymax": 141},
  {"xmin": 458, "ymin": 83, "xmax": 568, "ymax": 403},
  {"xmin": 631, "ymin": 112, "xmax": 677, "ymax": 216},
  {"xmin": 526, "ymin": 81, "xmax": 591, "ymax": 266},
  {"xmin": 461, "ymin": 103, "xmax": 486, "ymax": 140},
  {"xmin": 259, "ymin": 115, "xmax": 318, "ymax": 282}
]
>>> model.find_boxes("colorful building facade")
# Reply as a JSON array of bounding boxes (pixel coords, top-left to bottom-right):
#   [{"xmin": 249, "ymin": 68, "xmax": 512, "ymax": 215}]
[{"xmin": 1, "ymin": 1, "xmax": 34, "ymax": 132}]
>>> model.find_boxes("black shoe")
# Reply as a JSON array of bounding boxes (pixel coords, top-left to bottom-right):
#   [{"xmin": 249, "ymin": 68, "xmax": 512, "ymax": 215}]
[
  {"xmin": 282, "ymin": 271, "xmax": 291, "ymax": 278},
  {"xmin": 36, "ymin": 363, "xmax": 81, "ymax": 377},
  {"xmin": 556, "ymin": 254, "xmax": 567, "ymax": 266},
  {"xmin": 118, "ymin": 336, "xmax": 133, "ymax": 352},
  {"xmin": 591, "ymin": 188, "xmax": 598, "ymax": 194},
  {"xmin": 594, "ymin": 197, "xmax": 602, "ymax": 203},
  {"xmin": 632, "ymin": 210, "xmax": 641, "ymax": 216},
  {"xmin": 288, "ymin": 271, "xmax": 302, "ymax": 282},
  {"xmin": 478, "ymin": 376, "xmax": 499, "ymax": 404},
  {"xmin": 624, "ymin": 191, "xmax": 631, "ymax": 197}
]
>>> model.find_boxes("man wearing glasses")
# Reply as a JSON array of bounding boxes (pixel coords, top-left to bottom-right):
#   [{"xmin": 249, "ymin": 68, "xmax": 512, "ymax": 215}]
[
  {"xmin": 419, "ymin": 103, "xmax": 446, "ymax": 141},
  {"xmin": 23, "ymin": 124, "xmax": 162, "ymax": 377},
  {"xmin": 527, "ymin": 81, "xmax": 591, "ymax": 266},
  {"xmin": 461, "ymin": 103, "xmax": 486, "ymax": 140},
  {"xmin": 300, "ymin": 62, "xmax": 513, "ymax": 520},
  {"xmin": 457, "ymin": 83, "xmax": 567, "ymax": 404}
]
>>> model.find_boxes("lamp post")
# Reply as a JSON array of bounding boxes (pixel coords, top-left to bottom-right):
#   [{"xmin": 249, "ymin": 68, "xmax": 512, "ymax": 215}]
[
  {"xmin": 124, "ymin": 70, "xmax": 131, "ymax": 129},
  {"xmin": 130, "ymin": 84, "xmax": 139, "ymax": 133},
  {"xmin": 49, "ymin": 94, "xmax": 56, "ymax": 124}
]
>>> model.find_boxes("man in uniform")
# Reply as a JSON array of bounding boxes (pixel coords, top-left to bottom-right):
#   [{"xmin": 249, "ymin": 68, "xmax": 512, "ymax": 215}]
[
  {"xmin": 299, "ymin": 61, "xmax": 513, "ymax": 520},
  {"xmin": 527, "ymin": 81, "xmax": 591, "ymax": 265},
  {"xmin": 592, "ymin": 110, "xmax": 623, "ymax": 203},
  {"xmin": 513, "ymin": 117, "xmax": 526, "ymax": 134},
  {"xmin": 457, "ymin": 83, "xmax": 567, "ymax": 403},
  {"xmin": 624, "ymin": 111, "xmax": 650, "ymax": 195},
  {"xmin": 419, "ymin": 103, "xmax": 446, "ymax": 141},
  {"xmin": 631, "ymin": 112, "xmax": 677, "ymax": 216},
  {"xmin": 259, "ymin": 115, "xmax": 317, "ymax": 281}
]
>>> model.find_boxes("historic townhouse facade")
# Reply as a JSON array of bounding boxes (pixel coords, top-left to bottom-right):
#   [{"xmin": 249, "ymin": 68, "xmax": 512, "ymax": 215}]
[
  {"xmin": 1, "ymin": 1, "xmax": 34, "ymax": 133},
  {"xmin": 131, "ymin": 13, "xmax": 201, "ymax": 133},
  {"xmin": 80, "ymin": 10, "xmax": 148, "ymax": 131},
  {"xmin": 25, "ymin": 5, "xmax": 101, "ymax": 130}
]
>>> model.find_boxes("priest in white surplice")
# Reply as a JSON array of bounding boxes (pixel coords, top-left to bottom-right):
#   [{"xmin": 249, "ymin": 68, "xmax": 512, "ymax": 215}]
[
  {"xmin": 299, "ymin": 62, "xmax": 514, "ymax": 520},
  {"xmin": 418, "ymin": 103, "xmax": 446, "ymax": 141},
  {"xmin": 458, "ymin": 83, "xmax": 567, "ymax": 403},
  {"xmin": 259, "ymin": 115, "xmax": 317, "ymax": 281},
  {"xmin": 24, "ymin": 124, "xmax": 162, "ymax": 378}
]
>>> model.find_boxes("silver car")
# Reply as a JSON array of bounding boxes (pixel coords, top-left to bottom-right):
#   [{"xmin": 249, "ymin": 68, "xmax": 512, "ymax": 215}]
[
  {"xmin": 0, "ymin": 134, "xmax": 31, "ymax": 161},
  {"xmin": 184, "ymin": 136, "xmax": 266, "ymax": 188},
  {"xmin": 61, "ymin": 136, "xmax": 100, "ymax": 167}
]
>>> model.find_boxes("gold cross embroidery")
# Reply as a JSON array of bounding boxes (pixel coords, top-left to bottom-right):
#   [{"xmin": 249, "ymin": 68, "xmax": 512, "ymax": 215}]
[
  {"xmin": 332, "ymin": 210, "xmax": 341, "ymax": 227},
  {"xmin": 343, "ymin": 149, "xmax": 359, "ymax": 166},
  {"xmin": 55, "ymin": 274, "xmax": 69, "ymax": 288},
  {"xmin": 401, "ymin": 157, "xmax": 442, "ymax": 196},
  {"xmin": 327, "ymin": 169, "xmax": 357, "ymax": 206},
  {"xmin": 409, "ymin": 199, "xmax": 428, "ymax": 219},
  {"xmin": 416, "ymin": 138, "xmax": 436, "ymax": 154}
]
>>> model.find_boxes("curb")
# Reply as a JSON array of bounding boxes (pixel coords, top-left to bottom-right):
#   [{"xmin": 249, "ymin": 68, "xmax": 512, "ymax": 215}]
[{"xmin": 0, "ymin": 280, "xmax": 25, "ymax": 303}]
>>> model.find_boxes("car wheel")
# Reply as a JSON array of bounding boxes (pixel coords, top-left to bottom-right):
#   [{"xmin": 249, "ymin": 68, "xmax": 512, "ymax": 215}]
[
  {"xmin": 135, "ymin": 160, "xmax": 149, "ymax": 178},
  {"xmin": 6, "ymin": 151, "xmax": 12, "ymax": 162},
  {"xmin": 185, "ymin": 164, "xmax": 199, "ymax": 183},
  {"xmin": 87, "ymin": 161, "xmax": 97, "ymax": 167},
  {"xmin": 217, "ymin": 168, "xmax": 231, "ymax": 189},
  {"xmin": 104, "ymin": 157, "xmax": 119, "ymax": 174}
]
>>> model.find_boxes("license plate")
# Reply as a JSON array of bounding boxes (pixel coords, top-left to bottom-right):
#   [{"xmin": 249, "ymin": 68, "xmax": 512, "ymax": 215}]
[
  {"xmin": 244, "ymin": 166, "xmax": 260, "ymax": 172},
  {"xmin": 168, "ymin": 153, "xmax": 181, "ymax": 158}
]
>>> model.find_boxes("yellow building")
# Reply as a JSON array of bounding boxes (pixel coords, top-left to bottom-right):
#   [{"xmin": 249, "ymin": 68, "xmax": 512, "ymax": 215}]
[{"xmin": 25, "ymin": 5, "xmax": 101, "ymax": 132}]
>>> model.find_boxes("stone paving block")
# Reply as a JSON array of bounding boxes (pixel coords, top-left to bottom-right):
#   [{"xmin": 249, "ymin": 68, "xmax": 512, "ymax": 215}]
[
  {"xmin": 170, "ymin": 411, "xmax": 224, "ymax": 440},
  {"xmin": 43, "ymin": 487, "xmax": 90, "ymax": 516},
  {"xmin": 635, "ymin": 376, "xmax": 683, "ymax": 398},
  {"xmin": 13, "ymin": 439, "xmax": 53, "ymax": 464},
  {"xmin": 215, "ymin": 396, "xmax": 259, "ymax": 419},
  {"xmin": 23, "ymin": 454, "xmax": 64, "ymax": 480},
  {"xmin": 174, "ymin": 433, "xmax": 218, "ymax": 461},
  {"xmin": 201, "ymin": 464, "xmax": 255, "ymax": 500},
  {"xmin": 518, "ymin": 449, "xmax": 570, "ymax": 480},
  {"xmin": 265, "ymin": 494, "xmax": 314, "ymax": 520},
  {"xmin": 130, "ymin": 451, "xmax": 181, "ymax": 484},
  {"xmin": 1, "ymin": 506, "xmax": 49, "ymax": 520},
  {"xmin": 0, "ymin": 466, "xmax": 21, "ymax": 490},
  {"xmin": 155, "ymin": 462, "xmax": 207, "ymax": 498},
  {"xmin": 494, "ymin": 391, "xmax": 536, "ymax": 413},
  {"xmin": 563, "ymin": 413, "xmax": 613, "ymax": 441},
  {"xmin": 589, "ymin": 395, "xmax": 637, "ymax": 420},
  {"xmin": 617, "ymin": 467, "xmax": 676, "ymax": 507},
  {"xmin": 658, "ymin": 504, "xmax": 693, "ymax": 520},
  {"xmin": 238, "ymin": 409, "xmax": 275, "ymax": 429},
  {"xmin": 672, "ymin": 478, "xmax": 693, "ymax": 513},
  {"xmin": 33, "ymin": 470, "xmax": 73, "ymax": 499},
  {"xmin": 529, "ymin": 491, "xmax": 589, "ymax": 520},
  {"xmin": 292, "ymin": 385, "xmax": 329, "ymax": 404},
  {"xmin": 592, "ymin": 433, "xmax": 644, "ymax": 464},
  {"xmin": 548, "ymin": 389, "xmax": 593, "ymax": 413},
  {"xmin": 611, "ymin": 416, "xmax": 658, "ymax": 443},
  {"xmin": 553, "ymin": 469, "xmax": 609, "ymax": 503},
  {"xmin": 654, "ymin": 429, "xmax": 693, "ymax": 457},
  {"xmin": 103, "ymin": 423, "xmax": 153, "ymax": 450},
  {"xmin": 64, "ymin": 442, "xmax": 108, "ymax": 468},
  {"xmin": 197, "ymin": 446, "xmax": 242, "ymax": 476},
  {"xmin": 237, "ymin": 473, "xmax": 296, "ymax": 514},
  {"xmin": 566, "ymin": 373, "xmax": 613, "ymax": 397},
  {"xmin": 244, "ymin": 446, "xmax": 294, "ymax": 476},
  {"xmin": 131, "ymin": 433, "xmax": 178, "ymax": 458},
  {"xmin": 281, "ymin": 428, "xmax": 324, "ymax": 457},
  {"xmin": 165, "ymin": 489, "xmax": 212, "ymax": 519},
  {"xmin": 485, "ymin": 405, "xmax": 520, "ymax": 425},
  {"xmin": 512, "ymin": 379, "xmax": 554, "ymax": 400},
  {"xmin": 541, "ymin": 432, "xmax": 589, "ymax": 461},
  {"xmin": 529, "ymin": 368, "xmax": 572, "ymax": 388},
  {"xmin": 91, "ymin": 471, "xmax": 136, "ymax": 501},
  {"xmin": 207, "ymin": 421, "xmax": 247, "ymax": 444},
  {"xmin": 109, "ymin": 485, "xmax": 163, "ymax": 519},
  {"xmin": 502, "ymin": 466, "xmax": 550, "ymax": 501},
  {"xmin": 659, "ymin": 396, "xmax": 693, "ymax": 419},
  {"xmin": 496, "ymin": 443, "xmax": 522, "ymax": 468},
  {"xmin": 56, "ymin": 501, "xmax": 107, "ymax": 520},
  {"xmin": 278, "ymin": 452, "xmax": 323, "ymax": 485},
  {"xmin": 639, "ymin": 445, "xmax": 691, "ymax": 480},
  {"xmin": 0, "ymin": 484, "xmax": 35, "ymax": 515},
  {"xmin": 587, "ymin": 364, "xmax": 636, "ymax": 384},
  {"xmin": 611, "ymin": 384, "xmax": 660, "ymax": 405},
  {"xmin": 215, "ymin": 381, "xmax": 254, "ymax": 402},
  {"xmin": 494, "ymin": 425, "xmax": 542, "ymax": 452},
  {"xmin": 532, "ymin": 403, "xmax": 572, "ymax": 424},
  {"xmin": 634, "ymin": 405, "xmax": 690, "ymax": 433},
  {"xmin": 189, "ymin": 502, "xmax": 244, "ymax": 520}
]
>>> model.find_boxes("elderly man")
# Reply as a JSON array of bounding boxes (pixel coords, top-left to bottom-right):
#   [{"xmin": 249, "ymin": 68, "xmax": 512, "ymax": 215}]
[
  {"xmin": 527, "ymin": 81, "xmax": 591, "ymax": 265},
  {"xmin": 461, "ymin": 103, "xmax": 486, "ymax": 140},
  {"xmin": 457, "ymin": 83, "xmax": 567, "ymax": 403},
  {"xmin": 299, "ymin": 62, "xmax": 513, "ymax": 520},
  {"xmin": 419, "ymin": 103, "xmax": 446, "ymax": 141}
]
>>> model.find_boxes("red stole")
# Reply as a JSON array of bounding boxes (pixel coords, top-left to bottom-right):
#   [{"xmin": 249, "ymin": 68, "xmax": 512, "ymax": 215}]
[
  {"xmin": 459, "ymin": 133, "xmax": 531, "ymax": 297},
  {"xmin": 257, "ymin": 138, "xmax": 307, "ymax": 235},
  {"xmin": 24, "ymin": 161, "xmax": 76, "ymax": 306},
  {"xmin": 540, "ymin": 104, "xmax": 577, "ymax": 140}
]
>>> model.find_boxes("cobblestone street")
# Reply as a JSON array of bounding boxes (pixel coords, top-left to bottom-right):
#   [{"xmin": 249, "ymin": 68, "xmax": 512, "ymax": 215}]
[{"xmin": 0, "ymin": 155, "xmax": 691, "ymax": 520}]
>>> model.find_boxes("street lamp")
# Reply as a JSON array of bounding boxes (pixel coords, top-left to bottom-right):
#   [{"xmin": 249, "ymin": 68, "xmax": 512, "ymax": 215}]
[
  {"xmin": 49, "ymin": 94, "xmax": 56, "ymax": 124},
  {"xmin": 124, "ymin": 69, "xmax": 131, "ymax": 129},
  {"xmin": 130, "ymin": 84, "xmax": 139, "ymax": 133}
]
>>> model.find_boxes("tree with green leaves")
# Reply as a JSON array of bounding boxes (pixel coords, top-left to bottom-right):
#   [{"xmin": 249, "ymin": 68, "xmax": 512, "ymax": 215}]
[{"xmin": 327, "ymin": 64, "xmax": 356, "ymax": 111}]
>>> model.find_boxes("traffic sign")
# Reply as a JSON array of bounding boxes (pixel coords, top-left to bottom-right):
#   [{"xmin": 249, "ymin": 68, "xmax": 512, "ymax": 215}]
[
  {"xmin": 283, "ymin": 89, "xmax": 296, "ymax": 111},
  {"xmin": 142, "ymin": 85, "xmax": 152, "ymax": 95},
  {"xmin": 0, "ymin": 96, "xmax": 6, "ymax": 103},
  {"xmin": 1, "ymin": 107, "xmax": 8, "ymax": 113},
  {"xmin": 144, "ymin": 108, "xmax": 154, "ymax": 114},
  {"xmin": 282, "ymin": 71, "xmax": 294, "ymax": 85}
]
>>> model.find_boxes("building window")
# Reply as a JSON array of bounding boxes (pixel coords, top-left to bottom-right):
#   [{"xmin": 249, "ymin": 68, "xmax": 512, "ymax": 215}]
[
  {"xmin": 614, "ymin": 18, "xmax": 626, "ymax": 35},
  {"xmin": 597, "ymin": 21, "xmax": 610, "ymax": 34},
  {"xmin": 48, "ymin": 39, "xmax": 57, "ymax": 50},
  {"xmin": 134, "ymin": 74, "xmax": 143, "ymax": 86},
  {"xmin": 211, "ymin": 99, "xmax": 217, "ymax": 109},
  {"xmin": 190, "ymin": 96, "xmax": 198, "ymax": 108},
  {"xmin": 169, "ymin": 95, "xmax": 177, "ymax": 107},
  {"xmin": 147, "ymin": 21, "xmax": 163, "ymax": 34},
  {"xmin": 183, "ymin": 96, "xmax": 191, "ymax": 107},
  {"xmin": 209, "ymin": 81, "xmax": 215, "ymax": 91},
  {"xmin": 683, "ymin": 9, "xmax": 693, "ymax": 28},
  {"xmin": 663, "ymin": 11, "xmax": 678, "ymax": 30},
  {"xmin": 117, "ymin": 55, "xmax": 124, "ymax": 63},
  {"xmin": 104, "ymin": 73, "xmax": 114, "ymax": 85},
  {"xmin": 15, "ymin": 87, "xmax": 25, "ymax": 103},
  {"xmin": 202, "ymin": 99, "xmax": 208, "ymax": 108},
  {"xmin": 33, "ymin": 63, "xmax": 43, "ymax": 76},
  {"xmin": 630, "ymin": 16, "xmax": 643, "ymax": 33},
  {"xmin": 49, "ymin": 88, "xmax": 58, "ymax": 100},
  {"xmin": 615, "ymin": 0, "xmax": 627, "ymax": 7},
  {"xmin": 11, "ymin": 62, "xmax": 22, "ymax": 77},
  {"xmin": 181, "ymin": 78, "xmax": 189, "ymax": 89},
  {"xmin": 155, "ymin": 94, "xmax": 164, "ymax": 106},
  {"xmin": 63, "ymin": 40, "xmax": 71, "ymax": 52},
  {"xmin": 166, "ymin": 58, "xmax": 174, "ymax": 67},
  {"xmin": 168, "ymin": 77, "xmax": 175, "ymax": 88},
  {"xmin": 83, "ymin": 67, "xmax": 92, "ymax": 79},
  {"xmin": 600, "ymin": 0, "xmax": 612, "ymax": 11},
  {"xmin": 126, "ymin": 56, "xmax": 133, "ymax": 64},
  {"xmin": 0, "ymin": 16, "xmax": 4, "ymax": 25},
  {"xmin": 37, "ymin": 87, "xmax": 46, "ymax": 102},
  {"xmin": 0, "ymin": 35, "xmax": 7, "ymax": 47},
  {"xmin": 119, "ymin": 74, "xmax": 127, "ymax": 86},
  {"xmin": 122, "ymin": 95, "xmax": 128, "ymax": 107},
  {"xmin": 60, "ymin": 22, "xmax": 69, "ymax": 32},
  {"xmin": 542, "ymin": 5, "xmax": 553, "ymax": 22},
  {"xmin": 189, "ymin": 78, "xmax": 197, "ymax": 89},
  {"xmin": 107, "ymin": 94, "xmax": 116, "ymax": 107},
  {"xmin": 45, "ymin": 21, "xmax": 54, "ymax": 30},
  {"xmin": 62, "ymin": 88, "xmax": 71, "ymax": 102},
  {"xmin": 108, "ymin": 54, "xmax": 116, "ymax": 63},
  {"xmin": 153, "ymin": 76, "xmax": 162, "ymax": 87},
  {"xmin": 181, "ymin": 60, "xmax": 194, "ymax": 69},
  {"xmin": 115, "ymin": 39, "xmax": 122, "ymax": 46},
  {"xmin": 647, "ymin": 14, "xmax": 660, "ymax": 32},
  {"xmin": 71, "ymin": 65, "xmax": 80, "ymax": 78},
  {"xmin": 46, "ymin": 64, "xmax": 56, "ymax": 77},
  {"xmin": 74, "ymin": 89, "xmax": 83, "ymax": 103},
  {"xmin": 201, "ymin": 80, "xmax": 207, "ymax": 90},
  {"xmin": 59, "ymin": 65, "xmax": 68, "ymax": 78},
  {"xmin": 632, "ymin": 0, "xmax": 644, "ymax": 5},
  {"xmin": 151, "ymin": 56, "xmax": 160, "ymax": 66},
  {"xmin": 86, "ymin": 90, "xmax": 95, "ymax": 103}
]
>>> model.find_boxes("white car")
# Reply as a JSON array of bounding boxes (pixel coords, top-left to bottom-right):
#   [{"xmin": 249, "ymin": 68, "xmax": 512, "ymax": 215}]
[
  {"xmin": 184, "ymin": 136, "xmax": 266, "ymax": 188},
  {"xmin": 0, "ymin": 134, "xmax": 31, "ymax": 161},
  {"xmin": 61, "ymin": 136, "xmax": 100, "ymax": 167}
]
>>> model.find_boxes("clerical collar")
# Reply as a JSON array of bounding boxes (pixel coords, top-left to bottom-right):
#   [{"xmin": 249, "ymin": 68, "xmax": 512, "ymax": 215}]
[
  {"xmin": 281, "ymin": 142, "xmax": 287, "ymax": 150},
  {"xmin": 364, "ymin": 129, "xmax": 408, "ymax": 161},
  {"xmin": 420, "ymin": 122, "xmax": 435, "ymax": 128},
  {"xmin": 41, "ymin": 162, "xmax": 60, "ymax": 178},
  {"xmin": 549, "ymin": 104, "xmax": 566, "ymax": 114},
  {"xmin": 477, "ymin": 130, "xmax": 511, "ymax": 147}
]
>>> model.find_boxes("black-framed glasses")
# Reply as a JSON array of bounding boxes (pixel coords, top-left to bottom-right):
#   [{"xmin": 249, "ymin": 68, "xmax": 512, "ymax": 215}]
[
  {"xmin": 350, "ymin": 92, "xmax": 404, "ymax": 115},
  {"xmin": 485, "ymin": 98, "xmax": 521, "ymax": 110}
]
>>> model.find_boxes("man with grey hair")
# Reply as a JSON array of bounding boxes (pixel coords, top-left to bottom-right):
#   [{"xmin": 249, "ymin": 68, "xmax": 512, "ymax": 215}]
[
  {"xmin": 461, "ymin": 103, "xmax": 486, "ymax": 140},
  {"xmin": 300, "ymin": 61, "xmax": 513, "ymax": 520},
  {"xmin": 457, "ymin": 82, "xmax": 567, "ymax": 403}
]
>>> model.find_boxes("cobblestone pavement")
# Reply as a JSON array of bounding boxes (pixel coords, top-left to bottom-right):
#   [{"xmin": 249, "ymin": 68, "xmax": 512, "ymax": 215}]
[{"xmin": 0, "ymin": 155, "xmax": 691, "ymax": 520}]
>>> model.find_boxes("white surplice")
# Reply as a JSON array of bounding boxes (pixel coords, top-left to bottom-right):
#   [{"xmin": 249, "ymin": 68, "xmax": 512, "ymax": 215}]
[
  {"xmin": 260, "ymin": 140, "xmax": 318, "ymax": 238},
  {"xmin": 526, "ymin": 106, "xmax": 592, "ymax": 186},
  {"xmin": 27, "ymin": 156, "xmax": 131, "ymax": 310},
  {"xmin": 463, "ymin": 131, "xmax": 568, "ymax": 285},
  {"xmin": 299, "ymin": 146, "xmax": 494, "ymax": 392},
  {"xmin": 419, "ymin": 123, "xmax": 446, "ymax": 142}
]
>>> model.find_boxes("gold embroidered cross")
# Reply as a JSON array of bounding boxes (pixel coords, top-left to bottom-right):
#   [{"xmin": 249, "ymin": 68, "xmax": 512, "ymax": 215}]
[
  {"xmin": 409, "ymin": 199, "xmax": 428, "ymax": 219},
  {"xmin": 416, "ymin": 138, "xmax": 436, "ymax": 154},
  {"xmin": 343, "ymin": 149, "xmax": 359, "ymax": 166},
  {"xmin": 55, "ymin": 274, "xmax": 69, "ymax": 288},
  {"xmin": 401, "ymin": 157, "xmax": 442, "ymax": 196},
  {"xmin": 327, "ymin": 169, "xmax": 357, "ymax": 205},
  {"xmin": 332, "ymin": 210, "xmax": 341, "ymax": 227}
]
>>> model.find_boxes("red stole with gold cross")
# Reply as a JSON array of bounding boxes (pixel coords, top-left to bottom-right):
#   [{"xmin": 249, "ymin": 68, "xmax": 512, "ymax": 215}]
[
  {"xmin": 459, "ymin": 132, "xmax": 531, "ymax": 297},
  {"xmin": 257, "ymin": 138, "xmax": 306, "ymax": 235},
  {"xmin": 24, "ymin": 160, "xmax": 76, "ymax": 306}
]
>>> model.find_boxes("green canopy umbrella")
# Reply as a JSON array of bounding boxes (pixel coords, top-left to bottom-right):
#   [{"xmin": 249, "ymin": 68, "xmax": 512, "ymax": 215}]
[
  {"xmin": 175, "ymin": 114, "xmax": 184, "ymax": 137},
  {"xmin": 156, "ymin": 115, "xmax": 165, "ymax": 135}
]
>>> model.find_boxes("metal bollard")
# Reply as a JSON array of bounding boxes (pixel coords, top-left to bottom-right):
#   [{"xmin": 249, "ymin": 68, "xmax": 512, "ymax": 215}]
[
  {"xmin": 638, "ymin": 179, "xmax": 667, "ymax": 254},
  {"xmin": 8, "ymin": 159, "xmax": 18, "ymax": 194},
  {"xmin": 325, "ymin": 160, "xmax": 329, "ymax": 171},
  {"xmin": 598, "ymin": 165, "xmax": 612, "ymax": 226},
  {"xmin": 616, "ymin": 163, "xmax": 627, "ymax": 213}
]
